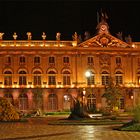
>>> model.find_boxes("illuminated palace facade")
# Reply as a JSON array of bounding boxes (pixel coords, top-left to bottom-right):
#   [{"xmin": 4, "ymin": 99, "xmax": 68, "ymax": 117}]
[{"xmin": 0, "ymin": 17, "xmax": 140, "ymax": 112}]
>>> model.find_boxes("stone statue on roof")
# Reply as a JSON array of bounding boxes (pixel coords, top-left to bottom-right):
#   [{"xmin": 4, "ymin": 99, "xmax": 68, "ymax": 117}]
[
  {"xmin": 27, "ymin": 32, "xmax": 32, "ymax": 40},
  {"xmin": 42, "ymin": 32, "xmax": 46, "ymax": 40},
  {"xmin": 13, "ymin": 32, "xmax": 17, "ymax": 40},
  {"xmin": 56, "ymin": 32, "xmax": 61, "ymax": 41},
  {"xmin": 0, "ymin": 32, "xmax": 4, "ymax": 40},
  {"xmin": 72, "ymin": 32, "xmax": 78, "ymax": 41}
]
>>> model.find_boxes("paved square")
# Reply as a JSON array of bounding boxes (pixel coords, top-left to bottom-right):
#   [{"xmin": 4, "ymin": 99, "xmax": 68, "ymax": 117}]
[{"xmin": 0, "ymin": 117, "xmax": 140, "ymax": 140}]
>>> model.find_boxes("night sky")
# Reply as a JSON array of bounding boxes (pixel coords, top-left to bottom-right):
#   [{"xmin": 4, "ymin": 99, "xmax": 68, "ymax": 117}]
[{"xmin": 0, "ymin": 0, "xmax": 140, "ymax": 41}]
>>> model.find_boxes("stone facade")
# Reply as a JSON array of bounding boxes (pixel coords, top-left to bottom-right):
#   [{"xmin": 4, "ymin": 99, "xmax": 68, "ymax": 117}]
[{"xmin": 0, "ymin": 16, "xmax": 140, "ymax": 112}]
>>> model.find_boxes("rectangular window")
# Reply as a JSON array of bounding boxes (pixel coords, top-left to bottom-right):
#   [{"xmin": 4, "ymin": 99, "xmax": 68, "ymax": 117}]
[
  {"xmin": 34, "ymin": 76, "xmax": 41, "ymax": 85},
  {"xmin": 5, "ymin": 56, "xmax": 11, "ymax": 64},
  {"xmin": 20, "ymin": 56, "xmax": 25, "ymax": 64},
  {"xmin": 102, "ymin": 76, "xmax": 109, "ymax": 85},
  {"xmin": 34, "ymin": 57, "xmax": 40, "ymax": 64},
  {"xmin": 63, "ymin": 76, "xmax": 70, "ymax": 85},
  {"xmin": 63, "ymin": 57, "xmax": 69, "ymax": 63},
  {"xmin": 49, "ymin": 57, "xmax": 55, "ymax": 63},
  {"xmin": 4, "ymin": 76, "xmax": 12, "ymax": 86},
  {"xmin": 87, "ymin": 76, "xmax": 95, "ymax": 85},
  {"xmin": 48, "ymin": 76, "xmax": 56, "ymax": 85},
  {"xmin": 116, "ymin": 76, "xmax": 123, "ymax": 84},
  {"xmin": 116, "ymin": 57, "xmax": 121, "ymax": 64},
  {"xmin": 19, "ymin": 76, "xmax": 27, "ymax": 85},
  {"xmin": 87, "ymin": 57, "xmax": 94, "ymax": 64}
]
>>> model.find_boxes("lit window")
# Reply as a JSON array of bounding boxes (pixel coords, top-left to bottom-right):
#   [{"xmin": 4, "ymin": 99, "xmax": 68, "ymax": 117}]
[
  {"xmin": 4, "ymin": 71, "xmax": 12, "ymax": 86},
  {"xmin": 19, "ymin": 70, "xmax": 27, "ymax": 85},
  {"xmin": 86, "ymin": 71, "xmax": 95, "ymax": 85},
  {"xmin": 115, "ymin": 71, "xmax": 123, "ymax": 85},
  {"xmin": 87, "ymin": 57, "xmax": 94, "ymax": 64},
  {"xmin": 33, "ymin": 71, "xmax": 41, "ymax": 85},
  {"xmin": 63, "ymin": 71, "xmax": 71, "ymax": 85},
  {"xmin": 101, "ymin": 71, "xmax": 109, "ymax": 85},
  {"xmin": 48, "ymin": 71, "xmax": 56, "ymax": 85}
]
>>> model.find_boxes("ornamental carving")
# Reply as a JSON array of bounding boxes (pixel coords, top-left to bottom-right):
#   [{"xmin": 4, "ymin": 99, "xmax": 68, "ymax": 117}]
[
  {"xmin": 99, "ymin": 37, "xmax": 109, "ymax": 47},
  {"xmin": 99, "ymin": 54, "xmax": 110, "ymax": 65}
]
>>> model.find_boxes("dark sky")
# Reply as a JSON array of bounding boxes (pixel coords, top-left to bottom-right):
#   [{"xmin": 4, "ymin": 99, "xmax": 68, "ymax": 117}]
[{"xmin": 0, "ymin": 0, "xmax": 140, "ymax": 41}]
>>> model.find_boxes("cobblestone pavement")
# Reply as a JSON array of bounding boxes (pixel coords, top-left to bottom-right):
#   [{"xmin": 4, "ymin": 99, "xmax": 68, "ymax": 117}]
[{"xmin": 0, "ymin": 117, "xmax": 140, "ymax": 140}]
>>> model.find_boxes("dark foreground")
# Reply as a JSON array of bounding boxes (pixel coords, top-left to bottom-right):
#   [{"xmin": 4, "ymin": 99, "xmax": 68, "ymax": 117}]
[{"xmin": 0, "ymin": 116, "xmax": 140, "ymax": 140}]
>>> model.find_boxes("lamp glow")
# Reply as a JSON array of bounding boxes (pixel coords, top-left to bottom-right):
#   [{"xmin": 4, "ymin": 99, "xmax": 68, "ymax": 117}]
[{"xmin": 85, "ymin": 71, "xmax": 91, "ymax": 77}]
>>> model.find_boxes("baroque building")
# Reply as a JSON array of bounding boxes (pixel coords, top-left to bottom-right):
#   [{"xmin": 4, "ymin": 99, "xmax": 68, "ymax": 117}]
[{"xmin": 0, "ymin": 15, "xmax": 140, "ymax": 112}]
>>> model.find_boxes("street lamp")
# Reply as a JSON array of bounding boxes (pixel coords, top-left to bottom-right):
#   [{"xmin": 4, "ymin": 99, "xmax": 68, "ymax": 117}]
[{"xmin": 85, "ymin": 71, "xmax": 91, "ymax": 78}]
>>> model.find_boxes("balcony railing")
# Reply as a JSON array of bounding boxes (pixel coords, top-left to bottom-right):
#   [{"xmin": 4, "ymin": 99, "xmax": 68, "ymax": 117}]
[{"xmin": 0, "ymin": 40, "xmax": 77, "ymax": 47}]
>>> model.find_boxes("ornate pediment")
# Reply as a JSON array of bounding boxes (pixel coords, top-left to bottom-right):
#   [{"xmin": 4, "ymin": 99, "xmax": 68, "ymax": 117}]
[{"xmin": 78, "ymin": 33, "xmax": 131, "ymax": 48}]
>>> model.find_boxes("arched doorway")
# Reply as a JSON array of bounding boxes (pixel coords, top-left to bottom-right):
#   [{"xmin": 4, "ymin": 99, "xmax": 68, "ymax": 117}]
[
  {"xmin": 48, "ymin": 93, "xmax": 58, "ymax": 111},
  {"xmin": 87, "ymin": 94, "xmax": 96, "ymax": 112},
  {"xmin": 63, "ymin": 94, "xmax": 71, "ymax": 111},
  {"xmin": 19, "ymin": 93, "xmax": 28, "ymax": 111}
]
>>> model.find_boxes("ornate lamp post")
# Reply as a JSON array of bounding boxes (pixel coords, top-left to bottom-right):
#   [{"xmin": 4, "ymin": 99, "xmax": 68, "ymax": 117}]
[{"xmin": 82, "ymin": 88, "xmax": 86, "ymax": 109}]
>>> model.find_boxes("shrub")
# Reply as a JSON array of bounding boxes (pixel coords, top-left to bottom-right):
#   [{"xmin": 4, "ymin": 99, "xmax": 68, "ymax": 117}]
[
  {"xmin": 0, "ymin": 97, "xmax": 20, "ymax": 121},
  {"xmin": 132, "ymin": 105, "xmax": 140, "ymax": 123}
]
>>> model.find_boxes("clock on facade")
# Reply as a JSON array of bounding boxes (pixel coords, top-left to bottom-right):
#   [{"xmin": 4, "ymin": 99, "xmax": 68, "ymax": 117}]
[
  {"xmin": 101, "ymin": 25, "xmax": 107, "ymax": 31},
  {"xmin": 99, "ymin": 24, "xmax": 109, "ymax": 34}
]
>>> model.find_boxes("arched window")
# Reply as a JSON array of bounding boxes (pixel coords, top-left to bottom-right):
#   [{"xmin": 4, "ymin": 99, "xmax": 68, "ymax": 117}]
[
  {"xmin": 115, "ymin": 71, "xmax": 123, "ymax": 85},
  {"xmin": 4, "ymin": 93, "xmax": 13, "ymax": 104},
  {"xmin": 4, "ymin": 71, "xmax": 12, "ymax": 86},
  {"xmin": 101, "ymin": 71, "xmax": 109, "ymax": 85},
  {"xmin": 86, "ymin": 71, "xmax": 95, "ymax": 85},
  {"xmin": 33, "ymin": 71, "xmax": 41, "ymax": 85},
  {"xmin": 63, "ymin": 71, "xmax": 71, "ymax": 85},
  {"xmin": 87, "ymin": 94, "xmax": 96, "ymax": 111},
  {"xmin": 19, "ymin": 70, "xmax": 27, "ymax": 85},
  {"xmin": 48, "ymin": 71, "xmax": 56, "ymax": 85},
  {"xmin": 19, "ymin": 93, "xmax": 28, "ymax": 111},
  {"xmin": 48, "ymin": 94, "xmax": 58, "ymax": 110}
]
